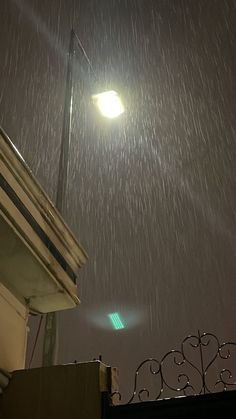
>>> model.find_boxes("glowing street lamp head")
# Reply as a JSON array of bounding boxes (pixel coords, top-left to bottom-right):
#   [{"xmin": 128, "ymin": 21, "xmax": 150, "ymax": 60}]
[{"xmin": 92, "ymin": 90, "xmax": 125, "ymax": 119}]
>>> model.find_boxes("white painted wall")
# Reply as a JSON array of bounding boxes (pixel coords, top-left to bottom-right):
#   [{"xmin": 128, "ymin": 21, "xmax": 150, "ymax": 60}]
[{"xmin": 0, "ymin": 283, "xmax": 28, "ymax": 372}]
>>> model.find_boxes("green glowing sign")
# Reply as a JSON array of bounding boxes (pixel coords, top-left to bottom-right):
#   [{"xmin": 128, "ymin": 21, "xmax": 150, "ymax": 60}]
[{"xmin": 108, "ymin": 312, "xmax": 125, "ymax": 330}]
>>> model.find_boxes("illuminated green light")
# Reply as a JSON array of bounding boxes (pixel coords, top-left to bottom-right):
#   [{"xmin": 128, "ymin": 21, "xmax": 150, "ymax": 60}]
[{"xmin": 108, "ymin": 312, "xmax": 125, "ymax": 330}]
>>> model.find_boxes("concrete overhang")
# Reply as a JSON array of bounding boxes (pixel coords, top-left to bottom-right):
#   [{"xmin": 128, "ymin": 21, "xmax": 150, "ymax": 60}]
[{"xmin": 0, "ymin": 127, "xmax": 87, "ymax": 314}]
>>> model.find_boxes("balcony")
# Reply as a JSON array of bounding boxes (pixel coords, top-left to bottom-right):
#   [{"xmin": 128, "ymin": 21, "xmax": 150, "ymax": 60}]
[{"xmin": 0, "ymin": 127, "xmax": 87, "ymax": 314}]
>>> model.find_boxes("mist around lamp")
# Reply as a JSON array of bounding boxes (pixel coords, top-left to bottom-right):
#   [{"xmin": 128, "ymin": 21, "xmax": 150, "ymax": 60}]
[{"xmin": 92, "ymin": 90, "xmax": 125, "ymax": 119}]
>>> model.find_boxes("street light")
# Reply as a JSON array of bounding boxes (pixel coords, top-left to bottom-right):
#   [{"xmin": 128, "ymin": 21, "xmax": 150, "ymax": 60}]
[
  {"xmin": 42, "ymin": 29, "xmax": 124, "ymax": 367},
  {"xmin": 92, "ymin": 90, "xmax": 125, "ymax": 119}
]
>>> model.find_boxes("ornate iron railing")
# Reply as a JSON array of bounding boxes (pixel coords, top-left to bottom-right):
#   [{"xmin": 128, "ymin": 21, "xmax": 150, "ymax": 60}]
[{"xmin": 111, "ymin": 331, "xmax": 236, "ymax": 404}]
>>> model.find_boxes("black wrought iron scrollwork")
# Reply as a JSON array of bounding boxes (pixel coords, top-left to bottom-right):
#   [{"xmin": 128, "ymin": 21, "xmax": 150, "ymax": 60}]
[
  {"xmin": 120, "ymin": 331, "xmax": 236, "ymax": 404},
  {"xmin": 127, "ymin": 358, "xmax": 162, "ymax": 403}
]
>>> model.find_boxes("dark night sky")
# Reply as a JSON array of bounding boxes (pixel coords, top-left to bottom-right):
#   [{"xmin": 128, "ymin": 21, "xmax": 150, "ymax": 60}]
[{"xmin": 0, "ymin": 0, "xmax": 236, "ymax": 399}]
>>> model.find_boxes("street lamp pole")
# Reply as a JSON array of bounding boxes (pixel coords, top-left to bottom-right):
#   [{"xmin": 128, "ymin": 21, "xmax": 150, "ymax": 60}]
[
  {"xmin": 42, "ymin": 29, "xmax": 75, "ymax": 367},
  {"xmin": 56, "ymin": 29, "xmax": 75, "ymax": 215}
]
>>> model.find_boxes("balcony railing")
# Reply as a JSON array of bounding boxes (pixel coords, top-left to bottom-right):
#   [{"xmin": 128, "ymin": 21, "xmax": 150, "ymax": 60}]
[{"xmin": 111, "ymin": 331, "xmax": 236, "ymax": 404}]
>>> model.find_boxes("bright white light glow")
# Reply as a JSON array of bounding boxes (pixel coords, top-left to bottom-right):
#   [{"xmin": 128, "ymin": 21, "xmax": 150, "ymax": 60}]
[{"xmin": 92, "ymin": 90, "xmax": 125, "ymax": 119}]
